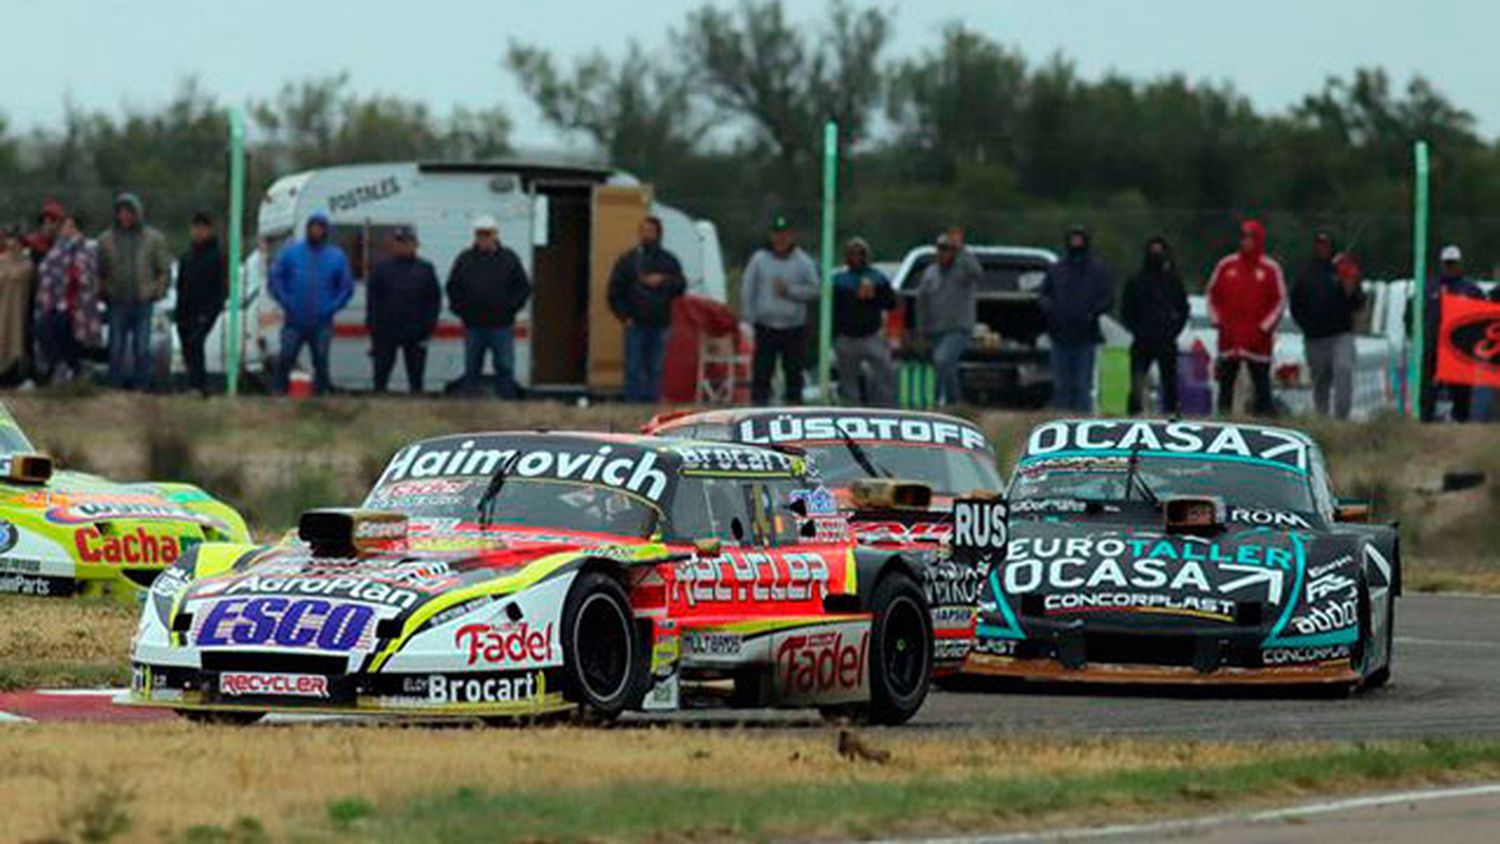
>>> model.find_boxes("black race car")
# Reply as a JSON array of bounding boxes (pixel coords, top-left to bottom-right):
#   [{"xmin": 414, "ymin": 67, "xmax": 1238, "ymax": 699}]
[{"xmin": 969, "ymin": 419, "xmax": 1398, "ymax": 690}]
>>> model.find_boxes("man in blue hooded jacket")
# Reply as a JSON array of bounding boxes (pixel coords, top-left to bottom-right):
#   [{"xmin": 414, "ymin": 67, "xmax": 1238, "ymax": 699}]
[
  {"xmin": 1039, "ymin": 225, "xmax": 1115, "ymax": 413},
  {"xmin": 270, "ymin": 212, "xmax": 354, "ymax": 395}
]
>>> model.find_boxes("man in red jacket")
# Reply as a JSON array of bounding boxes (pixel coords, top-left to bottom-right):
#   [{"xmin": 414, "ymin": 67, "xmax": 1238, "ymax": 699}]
[{"xmin": 1206, "ymin": 220, "xmax": 1286, "ymax": 416}]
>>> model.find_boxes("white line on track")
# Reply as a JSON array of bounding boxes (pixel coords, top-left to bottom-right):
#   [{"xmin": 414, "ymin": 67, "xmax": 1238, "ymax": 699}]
[
  {"xmin": 1394, "ymin": 636, "xmax": 1500, "ymax": 649},
  {"xmin": 886, "ymin": 782, "xmax": 1500, "ymax": 843}
]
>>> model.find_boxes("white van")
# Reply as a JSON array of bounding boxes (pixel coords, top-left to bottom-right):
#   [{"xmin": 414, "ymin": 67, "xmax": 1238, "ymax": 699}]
[{"xmin": 197, "ymin": 160, "xmax": 725, "ymax": 395}]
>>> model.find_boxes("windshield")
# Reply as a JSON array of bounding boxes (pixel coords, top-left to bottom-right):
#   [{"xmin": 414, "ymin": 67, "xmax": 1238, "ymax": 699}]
[
  {"xmin": 803, "ymin": 444, "xmax": 1001, "ymax": 497},
  {"xmin": 1009, "ymin": 453, "xmax": 1315, "ymax": 513},
  {"xmin": 364, "ymin": 477, "xmax": 659, "ymax": 538}
]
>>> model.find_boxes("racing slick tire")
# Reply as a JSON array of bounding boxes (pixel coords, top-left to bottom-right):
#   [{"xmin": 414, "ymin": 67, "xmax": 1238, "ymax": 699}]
[
  {"xmin": 176, "ymin": 710, "xmax": 265, "ymax": 726},
  {"xmin": 561, "ymin": 570, "xmax": 645, "ymax": 724},
  {"xmin": 824, "ymin": 572, "xmax": 933, "ymax": 726}
]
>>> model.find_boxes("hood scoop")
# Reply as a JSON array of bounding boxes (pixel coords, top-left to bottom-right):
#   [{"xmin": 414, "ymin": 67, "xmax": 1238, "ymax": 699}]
[{"xmin": 298, "ymin": 508, "xmax": 409, "ymax": 558}]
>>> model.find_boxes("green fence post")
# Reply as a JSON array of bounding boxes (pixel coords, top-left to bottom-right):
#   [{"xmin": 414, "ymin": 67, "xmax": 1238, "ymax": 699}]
[
  {"xmin": 818, "ymin": 121, "xmax": 838, "ymax": 403},
  {"xmin": 1406, "ymin": 140, "xmax": 1429, "ymax": 419},
  {"xmin": 225, "ymin": 107, "xmax": 246, "ymax": 397}
]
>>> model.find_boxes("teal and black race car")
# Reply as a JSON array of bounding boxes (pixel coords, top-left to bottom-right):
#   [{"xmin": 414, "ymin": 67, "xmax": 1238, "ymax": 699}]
[
  {"xmin": 969, "ymin": 419, "xmax": 1398, "ymax": 691},
  {"xmin": 0, "ymin": 403, "xmax": 250, "ymax": 599}
]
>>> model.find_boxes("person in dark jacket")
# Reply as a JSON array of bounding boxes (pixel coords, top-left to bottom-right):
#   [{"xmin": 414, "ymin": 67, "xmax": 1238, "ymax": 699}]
[
  {"xmin": 1409, "ymin": 244, "xmax": 1485, "ymax": 422},
  {"xmin": 1290, "ymin": 232, "xmax": 1365, "ymax": 419},
  {"xmin": 607, "ymin": 216, "xmax": 686, "ymax": 403},
  {"xmin": 832, "ymin": 236, "xmax": 897, "ymax": 406},
  {"xmin": 269, "ymin": 211, "xmax": 355, "ymax": 395},
  {"xmin": 367, "ymin": 226, "xmax": 440, "ymax": 394},
  {"xmin": 175, "ymin": 212, "xmax": 227, "ymax": 396},
  {"xmin": 446, "ymin": 215, "xmax": 531, "ymax": 398},
  {"xmin": 1121, "ymin": 236, "xmax": 1188, "ymax": 415},
  {"xmin": 1039, "ymin": 226, "xmax": 1115, "ymax": 412}
]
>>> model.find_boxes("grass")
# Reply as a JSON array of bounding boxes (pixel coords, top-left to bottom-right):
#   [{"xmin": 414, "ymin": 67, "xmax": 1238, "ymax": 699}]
[
  {"xmin": 0, "ymin": 596, "xmax": 136, "ymax": 690},
  {"xmin": 1, "ymin": 724, "xmax": 1499, "ymax": 842}
]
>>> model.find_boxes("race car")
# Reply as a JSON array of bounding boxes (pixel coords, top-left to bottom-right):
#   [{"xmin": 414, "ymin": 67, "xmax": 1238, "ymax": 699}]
[
  {"xmin": 643, "ymin": 407, "xmax": 1005, "ymax": 672},
  {"xmin": 969, "ymin": 418, "xmax": 1398, "ymax": 690},
  {"xmin": 0, "ymin": 403, "xmax": 250, "ymax": 599},
  {"xmin": 127, "ymin": 432, "xmax": 992, "ymax": 724}
]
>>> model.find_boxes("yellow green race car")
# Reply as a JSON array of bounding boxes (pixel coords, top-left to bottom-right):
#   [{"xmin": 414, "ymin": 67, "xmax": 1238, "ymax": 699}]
[{"xmin": 0, "ymin": 403, "xmax": 250, "ymax": 599}]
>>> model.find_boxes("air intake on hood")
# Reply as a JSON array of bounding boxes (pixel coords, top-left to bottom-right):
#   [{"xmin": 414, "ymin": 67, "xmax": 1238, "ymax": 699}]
[
  {"xmin": 298, "ymin": 508, "xmax": 409, "ymax": 558},
  {"xmin": 1, "ymin": 453, "xmax": 53, "ymax": 485}
]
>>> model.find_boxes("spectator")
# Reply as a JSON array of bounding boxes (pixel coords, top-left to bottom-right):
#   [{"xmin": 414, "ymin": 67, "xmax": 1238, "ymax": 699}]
[
  {"xmin": 916, "ymin": 232, "xmax": 980, "ymax": 407},
  {"xmin": 21, "ymin": 201, "xmax": 65, "ymax": 381},
  {"xmin": 607, "ymin": 215, "xmax": 686, "ymax": 403},
  {"xmin": 831, "ymin": 236, "xmax": 897, "ymax": 406},
  {"xmin": 97, "ymin": 192, "xmax": 172, "ymax": 390},
  {"xmin": 446, "ymin": 215, "xmax": 531, "ymax": 398},
  {"xmin": 741, "ymin": 215, "xmax": 819, "ymax": 406},
  {"xmin": 367, "ymin": 226, "xmax": 440, "ymax": 394},
  {"xmin": 1040, "ymin": 226, "xmax": 1115, "ymax": 413},
  {"xmin": 269, "ymin": 212, "xmax": 354, "ymax": 396},
  {"xmin": 0, "ymin": 227, "xmax": 35, "ymax": 384},
  {"xmin": 35, "ymin": 214, "xmax": 102, "ymax": 383},
  {"xmin": 175, "ymin": 212, "xmax": 227, "ymax": 396},
  {"xmin": 1290, "ymin": 232, "xmax": 1365, "ymax": 419},
  {"xmin": 1410, "ymin": 245, "xmax": 1484, "ymax": 422},
  {"xmin": 1206, "ymin": 220, "xmax": 1286, "ymax": 416},
  {"xmin": 1121, "ymin": 236, "xmax": 1189, "ymax": 415}
]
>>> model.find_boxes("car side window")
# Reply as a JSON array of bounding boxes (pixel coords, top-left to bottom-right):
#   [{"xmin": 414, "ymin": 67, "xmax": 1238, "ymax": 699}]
[{"xmin": 667, "ymin": 477, "xmax": 753, "ymax": 545}]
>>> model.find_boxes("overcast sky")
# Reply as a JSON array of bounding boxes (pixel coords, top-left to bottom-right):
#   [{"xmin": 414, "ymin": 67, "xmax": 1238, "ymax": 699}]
[{"xmin": 4, "ymin": 0, "xmax": 1496, "ymax": 142}]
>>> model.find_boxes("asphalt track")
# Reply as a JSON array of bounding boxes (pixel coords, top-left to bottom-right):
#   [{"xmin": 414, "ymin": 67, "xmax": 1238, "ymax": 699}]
[{"xmin": 2, "ymin": 594, "xmax": 1496, "ymax": 739}]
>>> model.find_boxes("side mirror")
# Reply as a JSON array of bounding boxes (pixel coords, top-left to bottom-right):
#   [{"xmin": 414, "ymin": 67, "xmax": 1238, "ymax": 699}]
[
  {"xmin": 1334, "ymin": 499, "xmax": 1371, "ymax": 523},
  {"xmin": 693, "ymin": 537, "xmax": 723, "ymax": 557},
  {"xmin": 786, "ymin": 498, "xmax": 808, "ymax": 517},
  {"xmin": 799, "ymin": 519, "xmax": 817, "ymax": 539}
]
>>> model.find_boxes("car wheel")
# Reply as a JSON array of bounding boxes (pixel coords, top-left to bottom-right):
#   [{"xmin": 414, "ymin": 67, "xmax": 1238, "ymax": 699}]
[
  {"xmin": 561, "ymin": 571, "xmax": 642, "ymax": 724},
  {"xmin": 176, "ymin": 710, "xmax": 265, "ymax": 726},
  {"xmin": 826, "ymin": 572, "xmax": 933, "ymax": 726}
]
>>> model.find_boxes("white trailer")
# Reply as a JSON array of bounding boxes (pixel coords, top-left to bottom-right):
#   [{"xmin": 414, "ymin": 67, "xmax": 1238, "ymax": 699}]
[{"xmin": 197, "ymin": 160, "xmax": 726, "ymax": 394}]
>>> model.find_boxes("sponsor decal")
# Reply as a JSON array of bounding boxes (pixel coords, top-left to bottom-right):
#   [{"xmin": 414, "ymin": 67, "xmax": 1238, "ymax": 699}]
[
  {"xmin": 972, "ymin": 638, "xmax": 1017, "ymax": 656},
  {"xmin": 1010, "ymin": 498, "xmax": 1088, "ymax": 515},
  {"xmin": 1044, "ymin": 592, "xmax": 1234, "ymax": 618},
  {"xmin": 427, "ymin": 670, "xmax": 544, "ymax": 705},
  {"xmin": 674, "ymin": 444, "xmax": 799, "ymax": 475},
  {"xmin": 1306, "ymin": 571, "xmax": 1357, "ymax": 602},
  {"xmin": 1228, "ymin": 508, "xmax": 1311, "ymax": 529},
  {"xmin": 931, "ymin": 604, "xmax": 977, "ymax": 630},
  {"xmin": 74, "ymin": 526, "xmax": 194, "ymax": 565},
  {"xmin": 952, "ymin": 499, "xmax": 1008, "ymax": 564},
  {"xmin": 934, "ymin": 639, "xmax": 972, "ymax": 661},
  {"xmin": 0, "ymin": 573, "xmax": 69, "ymax": 595},
  {"xmin": 671, "ymin": 551, "xmax": 831, "ymax": 608},
  {"xmin": 1307, "ymin": 556, "xmax": 1354, "ymax": 579},
  {"xmin": 454, "ymin": 622, "xmax": 554, "ymax": 666},
  {"xmin": 776, "ymin": 629, "xmax": 869, "ymax": 696},
  {"xmin": 195, "ymin": 573, "xmax": 423, "ymax": 610},
  {"xmin": 854, "ymin": 520, "xmax": 950, "ymax": 545},
  {"xmin": 379, "ymin": 437, "xmax": 671, "ymax": 504},
  {"xmin": 193, "ymin": 597, "xmax": 379, "ymax": 651},
  {"xmin": 219, "ymin": 672, "xmax": 330, "ymax": 699},
  {"xmin": 737, "ymin": 413, "xmax": 990, "ymax": 452},
  {"xmin": 326, "ymin": 175, "xmax": 401, "ymax": 213},
  {"xmin": 0, "ymin": 519, "xmax": 16, "ymax": 553},
  {"xmin": 45, "ymin": 501, "xmax": 201, "ymax": 525},
  {"xmin": 683, "ymin": 631, "xmax": 742, "ymax": 657},
  {"xmin": 788, "ymin": 485, "xmax": 838, "ymax": 516},
  {"xmin": 1023, "ymin": 421, "xmax": 1310, "ymax": 472},
  {"xmin": 1289, "ymin": 597, "xmax": 1358, "ymax": 636},
  {"xmin": 1263, "ymin": 645, "xmax": 1351, "ymax": 665},
  {"xmin": 924, "ymin": 560, "xmax": 987, "ymax": 606},
  {"xmin": 1436, "ymin": 292, "xmax": 1500, "ymax": 387},
  {"xmin": 1001, "ymin": 534, "xmax": 1293, "ymax": 604},
  {"xmin": 0, "ymin": 556, "xmax": 43, "ymax": 574}
]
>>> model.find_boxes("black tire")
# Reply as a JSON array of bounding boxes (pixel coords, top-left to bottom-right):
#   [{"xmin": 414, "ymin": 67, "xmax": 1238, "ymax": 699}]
[
  {"xmin": 560, "ymin": 570, "xmax": 644, "ymax": 724},
  {"xmin": 826, "ymin": 572, "xmax": 933, "ymax": 726},
  {"xmin": 176, "ymin": 710, "xmax": 265, "ymax": 726}
]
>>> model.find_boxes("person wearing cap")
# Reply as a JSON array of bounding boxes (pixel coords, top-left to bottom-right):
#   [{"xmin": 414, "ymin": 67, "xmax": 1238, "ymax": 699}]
[
  {"xmin": 269, "ymin": 211, "xmax": 355, "ymax": 395},
  {"xmin": 1040, "ymin": 226, "xmax": 1115, "ymax": 413},
  {"xmin": 740, "ymin": 215, "xmax": 819, "ymax": 405},
  {"xmin": 97, "ymin": 191, "xmax": 172, "ymax": 390},
  {"xmin": 0, "ymin": 225, "xmax": 34, "ymax": 384},
  {"xmin": 1206, "ymin": 220, "xmax": 1286, "ymax": 416},
  {"xmin": 916, "ymin": 230, "xmax": 982, "ymax": 407},
  {"xmin": 607, "ymin": 215, "xmax": 686, "ymax": 403},
  {"xmin": 367, "ymin": 227, "xmax": 441, "ymax": 394},
  {"xmin": 446, "ymin": 216, "xmax": 531, "ymax": 399},
  {"xmin": 174, "ymin": 212, "xmax": 228, "ymax": 396},
  {"xmin": 831, "ymin": 236, "xmax": 897, "ymax": 406},
  {"xmin": 1290, "ymin": 232, "xmax": 1365, "ymax": 419},
  {"xmin": 1408, "ymin": 244, "xmax": 1485, "ymax": 421}
]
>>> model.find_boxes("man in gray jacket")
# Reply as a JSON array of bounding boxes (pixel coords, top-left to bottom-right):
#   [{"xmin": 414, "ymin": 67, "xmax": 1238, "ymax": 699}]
[
  {"xmin": 917, "ymin": 230, "xmax": 981, "ymax": 406},
  {"xmin": 97, "ymin": 192, "xmax": 172, "ymax": 391},
  {"xmin": 740, "ymin": 215, "xmax": 820, "ymax": 405}
]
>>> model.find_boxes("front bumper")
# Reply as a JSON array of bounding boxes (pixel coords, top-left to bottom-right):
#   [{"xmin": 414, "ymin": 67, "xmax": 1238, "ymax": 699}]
[{"xmin": 126, "ymin": 662, "xmax": 574, "ymax": 717}]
